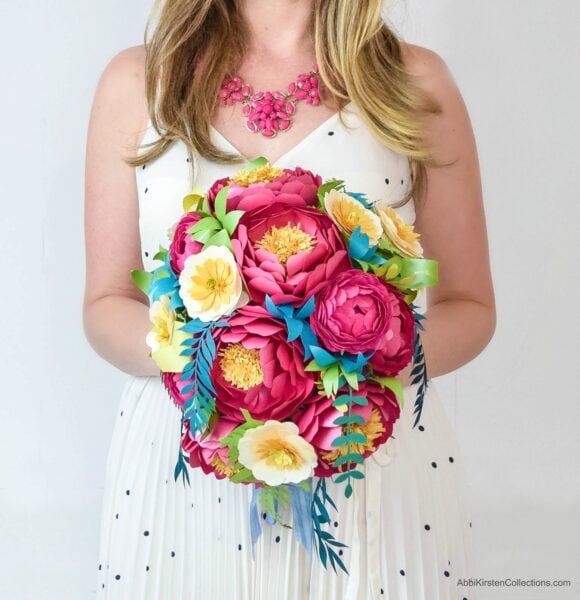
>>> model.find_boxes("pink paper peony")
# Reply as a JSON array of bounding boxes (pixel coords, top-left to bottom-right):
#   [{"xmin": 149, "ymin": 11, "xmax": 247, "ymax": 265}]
[
  {"xmin": 232, "ymin": 202, "xmax": 351, "ymax": 307},
  {"xmin": 311, "ymin": 269, "xmax": 403, "ymax": 354},
  {"xmin": 368, "ymin": 284, "xmax": 416, "ymax": 377},
  {"xmin": 211, "ymin": 305, "xmax": 317, "ymax": 422},
  {"xmin": 168, "ymin": 212, "xmax": 203, "ymax": 274},
  {"xmin": 181, "ymin": 415, "xmax": 239, "ymax": 480},
  {"xmin": 207, "ymin": 167, "xmax": 322, "ymax": 213},
  {"xmin": 162, "ymin": 371, "xmax": 194, "ymax": 409},
  {"xmin": 293, "ymin": 380, "xmax": 401, "ymax": 477}
]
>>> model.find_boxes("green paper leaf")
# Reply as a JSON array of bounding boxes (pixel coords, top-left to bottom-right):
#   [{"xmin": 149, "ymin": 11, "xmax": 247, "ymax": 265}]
[
  {"xmin": 342, "ymin": 368, "xmax": 359, "ymax": 390},
  {"xmin": 153, "ymin": 246, "xmax": 168, "ymax": 261},
  {"xmin": 333, "ymin": 414, "xmax": 366, "ymax": 426},
  {"xmin": 221, "ymin": 210, "xmax": 245, "ymax": 236},
  {"xmin": 131, "ymin": 269, "xmax": 152, "ymax": 294},
  {"xmin": 304, "ymin": 360, "xmax": 323, "ymax": 373},
  {"xmin": 332, "ymin": 453, "xmax": 365, "ymax": 468},
  {"xmin": 371, "ymin": 375, "xmax": 405, "ymax": 409},
  {"xmin": 189, "ymin": 215, "xmax": 221, "ymax": 233},
  {"xmin": 331, "ymin": 433, "xmax": 367, "ymax": 447},
  {"xmin": 191, "ymin": 228, "xmax": 214, "ymax": 245},
  {"xmin": 231, "ymin": 467, "xmax": 259, "ymax": 484},
  {"xmin": 214, "ymin": 186, "xmax": 230, "ymax": 221},
  {"xmin": 205, "ymin": 228, "xmax": 232, "ymax": 250},
  {"xmin": 242, "ymin": 156, "xmax": 269, "ymax": 171},
  {"xmin": 322, "ymin": 364, "xmax": 340, "ymax": 397}
]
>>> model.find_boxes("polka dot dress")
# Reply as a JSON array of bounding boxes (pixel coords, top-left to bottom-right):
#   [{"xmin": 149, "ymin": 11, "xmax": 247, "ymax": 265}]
[{"xmin": 95, "ymin": 102, "xmax": 477, "ymax": 599}]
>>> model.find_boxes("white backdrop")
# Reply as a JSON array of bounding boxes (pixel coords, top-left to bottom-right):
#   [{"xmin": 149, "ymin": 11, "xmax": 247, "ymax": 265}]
[{"xmin": 1, "ymin": 1, "xmax": 579, "ymax": 598}]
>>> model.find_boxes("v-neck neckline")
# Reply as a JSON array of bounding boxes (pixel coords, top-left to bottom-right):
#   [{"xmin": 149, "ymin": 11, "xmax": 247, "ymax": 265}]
[{"xmin": 210, "ymin": 101, "xmax": 353, "ymax": 167}]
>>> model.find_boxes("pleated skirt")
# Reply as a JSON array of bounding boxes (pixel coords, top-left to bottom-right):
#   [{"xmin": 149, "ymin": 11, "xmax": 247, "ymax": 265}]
[{"xmin": 94, "ymin": 375, "xmax": 477, "ymax": 600}]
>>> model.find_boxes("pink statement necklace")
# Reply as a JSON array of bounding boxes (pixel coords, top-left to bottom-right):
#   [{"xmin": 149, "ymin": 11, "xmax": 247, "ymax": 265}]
[{"xmin": 219, "ymin": 64, "xmax": 321, "ymax": 138}]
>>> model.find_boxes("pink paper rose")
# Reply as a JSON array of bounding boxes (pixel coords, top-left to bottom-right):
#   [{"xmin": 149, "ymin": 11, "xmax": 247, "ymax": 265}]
[
  {"xmin": 211, "ymin": 305, "xmax": 317, "ymax": 422},
  {"xmin": 181, "ymin": 415, "xmax": 238, "ymax": 480},
  {"xmin": 168, "ymin": 212, "xmax": 203, "ymax": 274},
  {"xmin": 232, "ymin": 202, "xmax": 351, "ymax": 307},
  {"xmin": 311, "ymin": 269, "xmax": 404, "ymax": 354},
  {"xmin": 368, "ymin": 285, "xmax": 416, "ymax": 377},
  {"xmin": 293, "ymin": 380, "xmax": 401, "ymax": 477}
]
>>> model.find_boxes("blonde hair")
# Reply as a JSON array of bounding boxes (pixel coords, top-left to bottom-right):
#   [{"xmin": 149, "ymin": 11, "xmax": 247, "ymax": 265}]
[{"xmin": 125, "ymin": 0, "xmax": 444, "ymax": 207}]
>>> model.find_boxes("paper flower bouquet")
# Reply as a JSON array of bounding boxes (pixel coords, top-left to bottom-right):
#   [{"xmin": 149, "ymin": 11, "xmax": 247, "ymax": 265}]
[{"xmin": 131, "ymin": 158, "xmax": 438, "ymax": 574}]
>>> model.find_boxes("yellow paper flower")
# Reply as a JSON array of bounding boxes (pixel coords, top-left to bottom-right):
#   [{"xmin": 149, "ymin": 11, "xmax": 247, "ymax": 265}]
[
  {"xmin": 146, "ymin": 295, "xmax": 175, "ymax": 351},
  {"xmin": 324, "ymin": 188, "xmax": 382, "ymax": 245},
  {"xmin": 231, "ymin": 164, "xmax": 283, "ymax": 186},
  {"xmin": 237, "ymin": 420, "xmax": 317, "ymax": 486},
  {"xmin": 146, "ymin": 295, "xmax": 189, "ymax": 372},
  {"xmin": 178, "ymin": 245, "xmax": 248, "ymax": 322},
  {"xmin": 375, "ymin": 205, "xmax": 423, "ymax": 258}
]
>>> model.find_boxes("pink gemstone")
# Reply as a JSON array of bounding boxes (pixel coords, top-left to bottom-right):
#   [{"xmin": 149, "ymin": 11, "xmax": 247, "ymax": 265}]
[
  {"xmin": 295, "ymin": 90, "xmax": 308, "ymax": 100},
  {"xmin": 279, "ymin": 119, "xmax": 291, "ymax": 131},
  {"xmin": 262, "ymin": 129, "xmax": 275, "ymax": 138},
  {"xmin": 253, "ymin": 91, "xmax": 264, "ymax": 101},
  {"xmin": 311, "ymin": 97, "xmax": 321, "ymax": 106},
  {"xmin": 285, "ymin": 101, "xmax": 296, "ymax": 114},
  {"xmin": 242, "ymin": 104, "xmax": 251, "ymax": 116},
  {"xmin": 232, "ymin": 92, "xmax": 244, "ymax": 101},
  {"xmin": 273, "ymin": 91, "xmax": 285, "ymax": 101},
  {"xmin": 242, "ymin": 84, "xmax": 251, "ymax": 96},
  {"xmin": 277, "ymin": 111, "xmax": 289, "ymax": 120},
  {"xmin": 246, "ymin": 120, "xmax": 258, "ymax": 132},
  {"xmin": 310, "ymin": 77, "xmax": 318, "ymax": 86},
  {"xmin": 288, "ymin": 82, "xmax": 296, "ymax": 95},
  {"xmin": 262, "ymin": 104, "xmax": 273, "ymax": 115},
  {"xmin": 271, "ymin": 119, "xmax": 279, "ymax": 130},
  {"xmin": 302, "ymin": 81, "xmax": 311, "ymax": 91}
]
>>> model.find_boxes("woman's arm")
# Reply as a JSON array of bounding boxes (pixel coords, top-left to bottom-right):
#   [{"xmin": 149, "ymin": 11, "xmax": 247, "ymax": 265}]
[
  {"xmin": 83, "ymin": 45, "xmax": 159, "ymax": 377},
  {"xmin": 398, "ymin": 44, "xmax": 496, "ymax": 386}
]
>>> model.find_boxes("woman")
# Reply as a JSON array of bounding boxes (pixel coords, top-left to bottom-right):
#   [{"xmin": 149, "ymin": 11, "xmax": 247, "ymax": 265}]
[{"xmin": 84, "ymin": 1, "xmax": 495, "ymax": 598}]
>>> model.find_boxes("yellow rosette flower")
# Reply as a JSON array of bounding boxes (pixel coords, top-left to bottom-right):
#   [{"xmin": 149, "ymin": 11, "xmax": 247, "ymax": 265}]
[
  {"xmin": 146, "ymin": 295, "xmax": 189, "ymax": 372},
  {"xmin": 178, "ymin": 245, "xmax": 248, "ymax": 322},
  {"xmin": 324, "ymin": 188, "xmax": 382, "ymax": 245},
  {"xmin": 237, "ymin": 421, "xmax": 318, "ymax": 486},
  {"xmin": 375, "ymin": 205, "xmax": 423, "ymax": 258}
]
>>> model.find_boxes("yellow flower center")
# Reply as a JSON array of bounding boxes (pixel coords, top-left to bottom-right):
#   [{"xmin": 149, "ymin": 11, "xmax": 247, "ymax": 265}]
[
  {"xmin": 219, "ymin": 344, "xmax": 264, "ymax": 390},
  {"xmin": 334, "ymin": 202, "xmax": 378, "ymax": 240},
  {"xmin": 255, "ymin": 223, "xmax": 316, "ymax": 265},
  {"xmin": 210, "ymin": 454, "xmax": 235, "ymax": 478},
  {"xmin": 321, "ymin": 407, "xmax": 386, "ymax": 465},
  {"xmin": 257, "ymin": 439, "xmax": 305, "ymax": 470},
  {"xmin": 188, "ymin": 257, "xmax": 236, "ymax": 312},
  {"xmin": 231, "ymin": 165, "xmax": 284, "ymax": 186}
]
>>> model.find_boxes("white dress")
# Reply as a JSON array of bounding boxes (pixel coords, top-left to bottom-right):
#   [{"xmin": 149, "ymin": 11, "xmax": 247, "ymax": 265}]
[{"xmin": 95, "ymin": 102, "xmax": 476, "ymax": 600}]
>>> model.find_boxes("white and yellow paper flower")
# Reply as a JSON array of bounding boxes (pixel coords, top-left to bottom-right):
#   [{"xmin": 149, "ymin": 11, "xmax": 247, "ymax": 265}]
[
  {"xmin": 237, "ymin": 420, "xmax": 318, "ymax": 486},
  {"xmin": 374, "ymin": 205, "xmax": 423, "ymax": 258},
  {"xmin": 324, "ymin": 188, "xmax": 382, "ymax": 245},
  {"xmin": 178, "ymin": 245, "xmax": 248, "ymax": 322},
  {"xmin": 146, "ymin": 295, "xmax": 189, "ymax": 372}
]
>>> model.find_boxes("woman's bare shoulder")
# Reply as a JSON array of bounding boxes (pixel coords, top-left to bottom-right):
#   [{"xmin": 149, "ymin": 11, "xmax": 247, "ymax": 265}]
[
  {"xmin": 90, "ymin": 44, "xmax": 149, "ymax": 149},
  {"xmin": 399, "ymin": 41, "xmax": 459, "ymax": 100}
]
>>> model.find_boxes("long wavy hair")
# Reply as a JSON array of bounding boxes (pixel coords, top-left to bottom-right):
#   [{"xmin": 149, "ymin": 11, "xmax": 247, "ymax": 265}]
[{"xmin": 125, "ymin": 0, "xmax": 444, "ymax": 207}]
